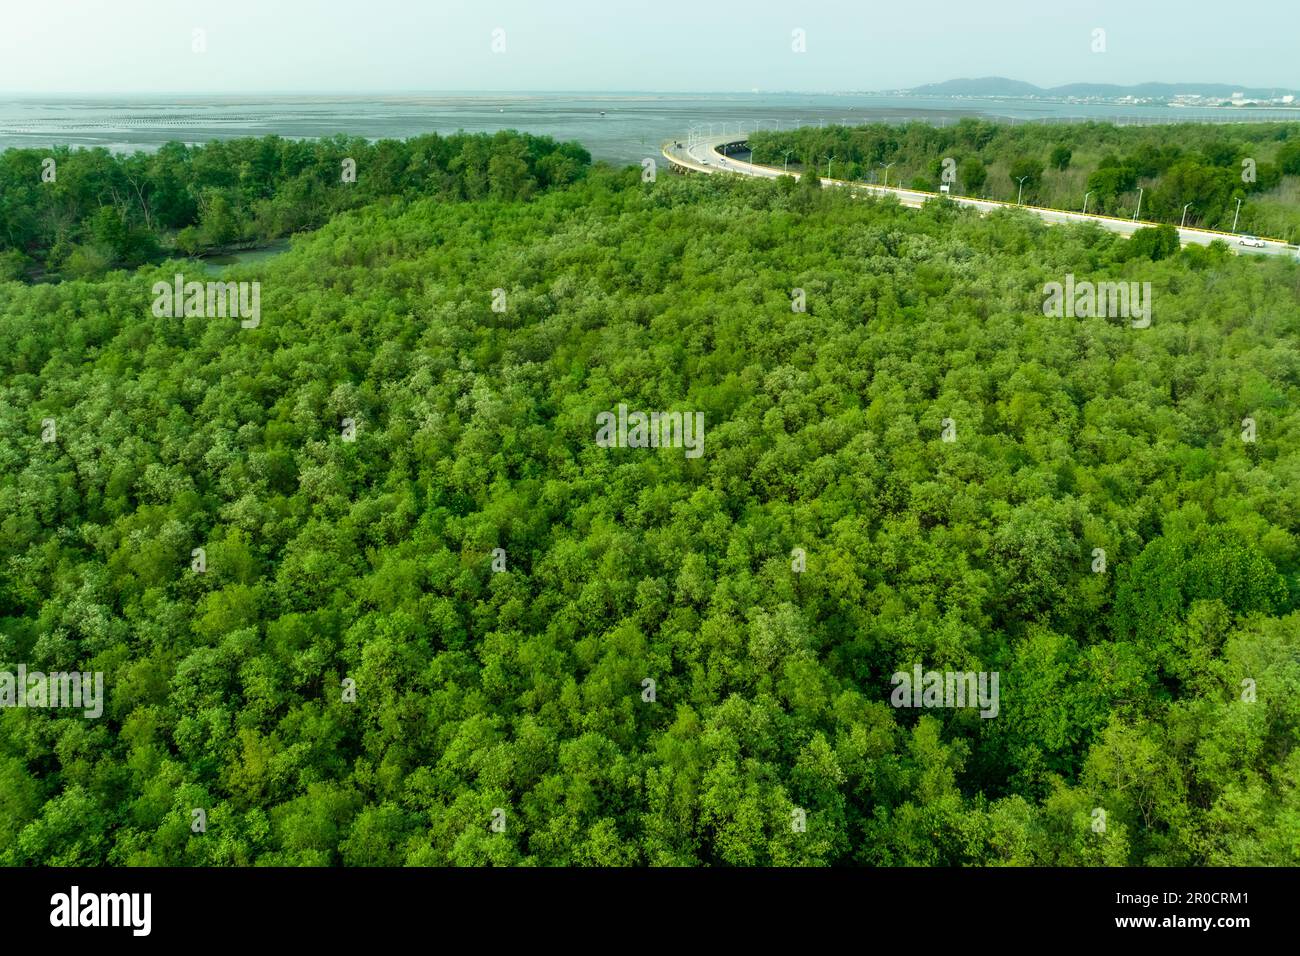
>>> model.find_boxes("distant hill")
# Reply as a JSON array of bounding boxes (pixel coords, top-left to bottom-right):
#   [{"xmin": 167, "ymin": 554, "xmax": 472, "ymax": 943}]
[
  {"xmin": 903, "ymin": 77, "xmax": 1047, "ymax": 97},
  {"xmin": 902, "ymin": 77, "xmax": 1299, "ymax": 99}
]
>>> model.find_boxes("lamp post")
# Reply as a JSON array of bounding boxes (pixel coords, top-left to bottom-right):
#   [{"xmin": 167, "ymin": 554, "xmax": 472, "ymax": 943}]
[
  {"xmin": 879, "ymin": 162, "xmax": 896, "ymax": 188},
  {"xmin": 1181, "ymin": 202, "xmax": 1193, "ymax": 228},
  {"xmin": 781, "ymin": 149, "xmax": 793, "ymax": 171},
  {"xmin": 823, "ymin": 155, "xmax": 835, "ymax": 180},
  {"xmin": 1134, "ymin": 186, "xmax": 1143, "ymax": 221},
  {"xmin": 1233, "ymin": 197, "xmax": 1242, "ymax": 232},
  {"xmin": 1083, "ymin": 191, "xmax": 1092, "ymax": 214},
  {"xmin": 1016, "ymin": 175, "xmax": 1030, "ymax": 206}
]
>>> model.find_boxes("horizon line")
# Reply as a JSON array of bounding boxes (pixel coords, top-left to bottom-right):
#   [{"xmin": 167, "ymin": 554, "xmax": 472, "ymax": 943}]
[{"xmin": 2, "ymin": 81, "xmax": 1296, "ymax": 98}]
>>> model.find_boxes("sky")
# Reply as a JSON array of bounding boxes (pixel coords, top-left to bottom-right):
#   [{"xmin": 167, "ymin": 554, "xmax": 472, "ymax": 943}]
[{"xmin": 0, "ymin": 0, "xmax": 1294, "ymax": 94}]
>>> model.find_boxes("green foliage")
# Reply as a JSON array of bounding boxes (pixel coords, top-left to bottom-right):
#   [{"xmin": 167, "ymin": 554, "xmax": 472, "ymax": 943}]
[
  {"xmin": 1279, "ymin": 141, "xmax": 1300, "ymax": 175},
  {"xmin": 1124, "ymin": 224, "xmax": 1181, "ymax": 261},
  {"xmin": 959, "ymin": 157, "xmax": 987, "ymax": 194},
  {"xmin": 749, "ymin": 119, "xmax": 1300, "ymax": 239},
  {"xmin": 1009, "ymin": 157, "xmax": 1045, "ymax": 193},
  {"xmin": 1, "ymin": 146, "xmax": 1298, "ymax": 866},
  {"xmin": 0, "ymin": 131, "xmax": 591, "ymax": 278},
  {"xmin": 1086, "ymin": 164, "xmax": 1138, "ymax": 205}
]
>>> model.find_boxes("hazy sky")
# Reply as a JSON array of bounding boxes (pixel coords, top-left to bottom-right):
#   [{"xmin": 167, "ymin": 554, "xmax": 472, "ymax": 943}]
[{"xmin": 0, "ymin": 0, "xmax": 1294, "ymax": 94}]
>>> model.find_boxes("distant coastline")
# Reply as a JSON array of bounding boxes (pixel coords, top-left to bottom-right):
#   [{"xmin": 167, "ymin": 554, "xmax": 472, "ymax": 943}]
[
  {"xmin": 880, "ymin": 77, "xmax": 1300, "ymax": 111},
  {"xmin": 3, "ymin": 90, "xmax": 1295, "ymax": 165}
]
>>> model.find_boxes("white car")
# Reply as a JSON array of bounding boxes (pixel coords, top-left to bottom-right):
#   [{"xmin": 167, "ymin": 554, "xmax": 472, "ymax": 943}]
[{"xmin": 1239, "ymin": 236, "xmax": 1266, "ymax": 248}]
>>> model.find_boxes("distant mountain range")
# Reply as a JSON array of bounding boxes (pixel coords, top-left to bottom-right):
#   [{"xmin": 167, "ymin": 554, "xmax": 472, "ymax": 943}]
[{"xmin": 896, "ymin": 77, "xmax": 1299, "ymax": 100}]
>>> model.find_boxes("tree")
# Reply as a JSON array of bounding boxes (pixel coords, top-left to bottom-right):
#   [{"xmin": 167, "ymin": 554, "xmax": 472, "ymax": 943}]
[
  {"xmin": 1009, "ymin": 157, "xmax": 1045, "ymax": 192},
  {"xmin": 1278, "ymin": 140, "xmax": 1300, "ymax": 175},
  {"xmin": 959, "ymin": 157, "xmax": 987, "ymax": 194},
  {"xmin": 1125, "ymin": 223, "xmax": 1180, "ymax": 261},
  {"xmin": 1, "ymin": 125, "xmax": 1298, "ymax": 869}
]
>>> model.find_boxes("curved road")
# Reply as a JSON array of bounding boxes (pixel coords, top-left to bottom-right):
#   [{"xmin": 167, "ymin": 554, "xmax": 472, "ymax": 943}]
[{"xmin": 662, "ymin": 135, "xmax": 1296, "ymax": 257}]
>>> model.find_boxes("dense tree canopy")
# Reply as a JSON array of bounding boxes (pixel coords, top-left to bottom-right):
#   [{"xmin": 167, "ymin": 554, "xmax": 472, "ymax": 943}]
[
  {"xmin": 750, "ymin": 118, "xmax": 1300, "ymax": 240},
  {"xmin": 1, "ymin": 149, "xmax": 1298, "ymax": 866},
  {"xmin": 0, "ymin": 131, "xmax": 591, "ymax": 280}
]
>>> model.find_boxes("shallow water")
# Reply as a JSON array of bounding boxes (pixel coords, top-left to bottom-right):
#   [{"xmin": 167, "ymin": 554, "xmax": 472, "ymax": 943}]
[
  {"xmin": 198, "ymin": 239, "xmax": 293, "ymax": 275},
  {"xmin": 2, "ymin": 92, "xmax": 1291, "ymax": 167}
]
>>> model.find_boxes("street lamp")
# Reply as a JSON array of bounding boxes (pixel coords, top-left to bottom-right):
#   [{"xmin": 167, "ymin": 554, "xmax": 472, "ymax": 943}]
[
  {"xmin": 1016, "ymin": 175, "xmax": 1030, "ymax": 206},
  {"xmin": 823, "ymin": 154, "xmax": 835, "ymax": 180},
  {"xmin": 879, "ymin": 162, "xmax": 896, "ymax": 188},
  {"xmin": 781, "ymin": 149, "xmax": 793, "ymax": 171},
  {"xmin": 1233, "ymin": 197, "xmax": 1243, "ymax": 232},
  {"xmin": 1083, "ymin": 191, "xmax": 1092, "ymax": 214},
  {"xmin": 1181, "ymin": 202, "xmax": 1193, "ymax": 227},
  {"xmin": 1133, "ymin": 186, "xmax": 1144, "ymax": 222}
]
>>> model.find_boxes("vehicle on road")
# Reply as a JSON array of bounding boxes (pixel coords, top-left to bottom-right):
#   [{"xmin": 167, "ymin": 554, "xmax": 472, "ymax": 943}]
[{"xmin": 1239, "ymin": 236, "xmax": 1266, "ymax": 248}]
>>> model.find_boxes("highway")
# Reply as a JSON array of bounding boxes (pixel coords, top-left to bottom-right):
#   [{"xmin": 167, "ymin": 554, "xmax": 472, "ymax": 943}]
[{"xmin": 662, "ymin": 135, "xmax": 1297, "ymax": 257}]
